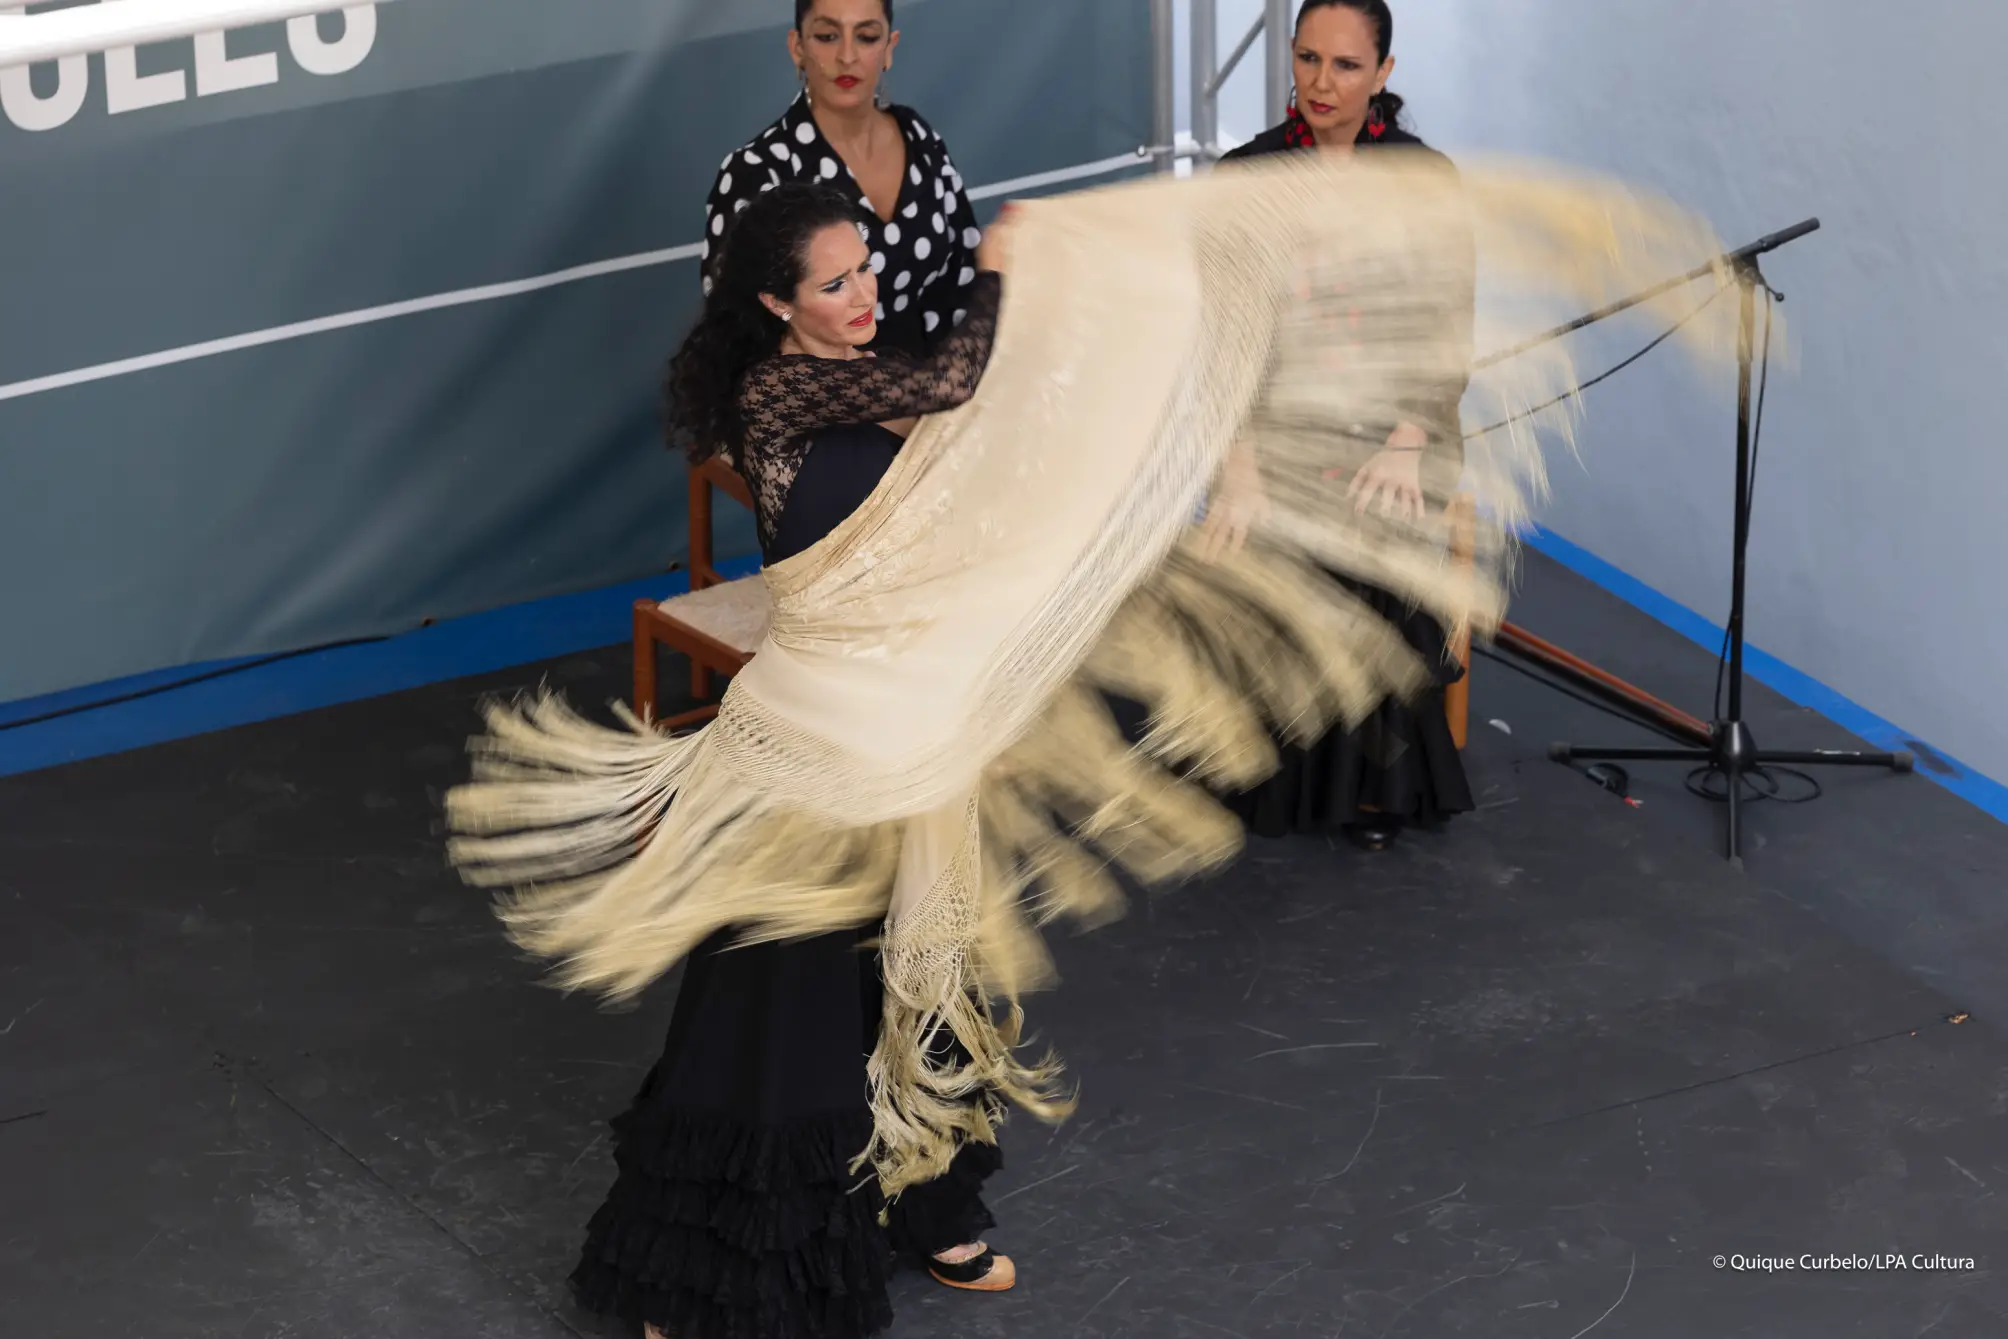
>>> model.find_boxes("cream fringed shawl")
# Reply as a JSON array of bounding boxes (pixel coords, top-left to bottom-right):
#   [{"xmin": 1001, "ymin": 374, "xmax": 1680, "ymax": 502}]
[{"xmin": 444, "ymin": 153, "xmax": 1735, "ymax": 1199}]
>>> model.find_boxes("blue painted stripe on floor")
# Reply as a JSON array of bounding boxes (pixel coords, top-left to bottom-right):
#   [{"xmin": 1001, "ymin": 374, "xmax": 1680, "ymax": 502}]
[
  {"xmin": 6, "ymin": 529, "xmax": 2004, "ymax": 835},
  {"xmin": 1522, "ymin": 526, "xmax": 2008, "ymax": 826},
  {"xmin": 0, "ymin": 559, "xmax": 760, "ymax": 779}
]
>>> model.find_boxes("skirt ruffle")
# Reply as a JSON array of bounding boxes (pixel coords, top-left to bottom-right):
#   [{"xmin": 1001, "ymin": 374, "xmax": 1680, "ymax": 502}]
[
  {"xmin": 1226, "ymin": 574, "xmax": 1474, "ymax": 835},
  {"xmin": 882, "ymin": 1139, "xmax": 1004, "ymax": 1264},
  {"xmin": 570, "ymin": 1105, "xmax": 895, "ymax": 1339}
]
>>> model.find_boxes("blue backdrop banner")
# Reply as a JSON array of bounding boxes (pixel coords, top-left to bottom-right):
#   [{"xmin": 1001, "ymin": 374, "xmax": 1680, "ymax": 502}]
[{"xmin": 0, "ymin": 0, "xmax": 1156, "ymax": 704}]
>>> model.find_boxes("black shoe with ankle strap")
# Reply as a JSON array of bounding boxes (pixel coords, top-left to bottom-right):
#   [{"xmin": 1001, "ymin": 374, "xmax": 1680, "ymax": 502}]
[{"xmin": 1343, "ymin": 815, "xmax": 1402, "ymax": 851}]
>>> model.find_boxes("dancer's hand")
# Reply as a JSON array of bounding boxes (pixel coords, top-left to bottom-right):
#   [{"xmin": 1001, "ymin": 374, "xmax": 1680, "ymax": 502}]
[
  {"xmin": 1198, "ymin": 441, "xmax": 1270, "ymax": 561},
  {"xmin": 1326, "ymin": 422, "xmax": 1427, "ymax": 521}
]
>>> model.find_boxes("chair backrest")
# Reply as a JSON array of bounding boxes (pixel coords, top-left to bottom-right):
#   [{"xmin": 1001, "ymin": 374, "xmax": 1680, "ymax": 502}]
[{"xmin": 688, "ymin": 456, "xmax": 755, "ymax": 590}]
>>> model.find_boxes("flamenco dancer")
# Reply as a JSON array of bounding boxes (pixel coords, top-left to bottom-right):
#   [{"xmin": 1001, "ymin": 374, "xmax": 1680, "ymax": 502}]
[
  {"xmin": 446, "ymin": 137, "xmax": 1732, "ymax": 1339},
  {"xmin": 1220, "ymin": 0, "xmax": 1478, "ymax": 853},
  {"xmin": 566, "ymin": 184, "xmax": 1018, "ymax": 1339}
]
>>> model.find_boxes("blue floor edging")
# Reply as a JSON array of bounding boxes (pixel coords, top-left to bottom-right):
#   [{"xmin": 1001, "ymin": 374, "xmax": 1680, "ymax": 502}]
[
  {"xmin": 1522, "ymin": 526, "xmax": 2008, "ymax": 825},
  {"xmin": 5, "ymin": 537, "xmax": 2005, "ymax": 832},
  {"xmin": 0, "ymin": 559, "xmax": 759, "ymax": 779}
]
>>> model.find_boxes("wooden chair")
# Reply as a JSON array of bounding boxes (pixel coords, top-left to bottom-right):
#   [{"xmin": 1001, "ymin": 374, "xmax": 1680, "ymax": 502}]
[
  {"xmin": 631, "ymin": 461, "xmax": 1474, "ymax": 745},
  {"xmin": 632, "ymin": 458, "xmax": 768, "ymax": 729},
  {"xmin": 1443, "ymin": 491, "xmax": 1476, "ymax": 750}
]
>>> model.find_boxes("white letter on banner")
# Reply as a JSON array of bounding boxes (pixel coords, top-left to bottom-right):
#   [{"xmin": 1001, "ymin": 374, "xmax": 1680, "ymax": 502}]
[
  {"xmin": 286, "ymin": 5, "xmax": 376, "ymax": 77},
  {"xmin": 0, "ymin": 4, "xmax": 87, "ymax": 131},
  {"xmin": 193, "ymin": 29, "xmax": 279, "ymax": 97},
  {"xmin": 105, "ymin": 40, "xmax": 188, "ymax": 114}
]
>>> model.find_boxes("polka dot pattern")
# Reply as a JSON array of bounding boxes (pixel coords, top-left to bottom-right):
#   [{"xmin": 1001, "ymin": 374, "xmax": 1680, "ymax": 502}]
[{"xmin": 701, "ymin": 92, "xmax": 985, "ymax": 352}]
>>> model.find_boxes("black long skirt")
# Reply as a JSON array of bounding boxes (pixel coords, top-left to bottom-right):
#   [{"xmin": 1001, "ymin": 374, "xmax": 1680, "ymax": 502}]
[
  {"xmin": 569, "ymin": 422, "xmax": 1001, "ymax": 1338},
  {"xmin": 1224, "ymin": 574, "xmax": 1474, "ymax": 837},
  {"xmin": 568, "ymin": 924, "xmax": 1000, "ymax": 1339}
]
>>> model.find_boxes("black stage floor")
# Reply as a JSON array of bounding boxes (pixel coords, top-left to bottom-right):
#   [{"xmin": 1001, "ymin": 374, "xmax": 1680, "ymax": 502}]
[{"xmin": 6, "ymin": 553, "xmax": 2007, "ymax": 1338}]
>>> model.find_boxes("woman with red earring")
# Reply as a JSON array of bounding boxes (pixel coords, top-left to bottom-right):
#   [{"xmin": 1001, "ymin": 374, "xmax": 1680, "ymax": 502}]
[{"xmin": 1217, "ymin": 0, "xmax": 1477, "ymax": 854}]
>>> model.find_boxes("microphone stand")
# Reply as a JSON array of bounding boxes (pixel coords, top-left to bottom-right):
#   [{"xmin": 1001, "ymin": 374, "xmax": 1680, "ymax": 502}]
[{"xmin": 1479, "ymin": 219, "xmax": 1913, "ymax": 866}]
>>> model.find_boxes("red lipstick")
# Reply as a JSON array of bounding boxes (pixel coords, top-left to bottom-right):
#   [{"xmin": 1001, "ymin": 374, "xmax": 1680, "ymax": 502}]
[{"xmin": 835, "ymin": 75, "xmax": 860, "ymax": 89}]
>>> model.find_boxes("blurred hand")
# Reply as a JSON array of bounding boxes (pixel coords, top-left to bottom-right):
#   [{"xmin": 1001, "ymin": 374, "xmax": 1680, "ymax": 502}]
[
  {"xmin": 1325, "ymin": 422, "xmax": 1427, "ymax": 521},
  {"xmin": 1198, "ymin": 441, "xmax": 1270, "ymax": 561}
]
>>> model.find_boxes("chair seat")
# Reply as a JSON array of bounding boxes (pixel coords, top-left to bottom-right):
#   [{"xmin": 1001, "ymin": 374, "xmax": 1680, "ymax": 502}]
[{"xmin": 657, "ymin": 575, "xmax": 770, "ymax": 656}]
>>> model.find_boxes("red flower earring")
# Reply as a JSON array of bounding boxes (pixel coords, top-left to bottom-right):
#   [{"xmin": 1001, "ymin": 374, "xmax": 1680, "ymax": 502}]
[
  {"xmin": 1366, "ymin": 94, "xmax": 1387, "ymax": 139},
  {"xmin": 1284, "ymin": 91, "xmax": 1316, "ymax": 148}
]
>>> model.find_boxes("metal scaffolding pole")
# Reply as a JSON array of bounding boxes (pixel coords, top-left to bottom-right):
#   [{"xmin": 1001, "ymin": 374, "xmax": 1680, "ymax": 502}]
[
  {"xmin": 1264, "ymin": 0, "xmax": 1294, "ymax": 126},
  {"xmin": 1149, "ymin": 0, "xmax": 1177, "ymax": 172},
  {"xmin": 1189, "ymin": 0, "xmax": 1217, "ymax": 160}
]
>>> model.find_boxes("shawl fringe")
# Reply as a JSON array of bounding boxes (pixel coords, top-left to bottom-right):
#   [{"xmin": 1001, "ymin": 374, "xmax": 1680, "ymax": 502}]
[
  {"xmin": 444, "ymin": 152, "xmax": 1740, "ymax": 1201},
  {"xmin": 445, "ymin": 535, "xmax": 1428, "ymax": 1198}
]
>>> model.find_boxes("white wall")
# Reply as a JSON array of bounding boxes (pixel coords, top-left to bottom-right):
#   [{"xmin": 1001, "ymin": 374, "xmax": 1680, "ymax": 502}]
[{"xmin": 1179, "ymin": 0, "xmax": 2008, "ymax": 781}]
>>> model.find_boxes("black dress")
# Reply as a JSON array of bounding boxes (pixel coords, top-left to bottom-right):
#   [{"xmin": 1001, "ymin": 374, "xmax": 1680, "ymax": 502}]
[
  {"xmin": 569, "ymin": 274, "xmax": 1007, "ymax": 1339},
  {"xmin": 1215, "ymin": 115, "xmax": 1476, "ymax": 840}
]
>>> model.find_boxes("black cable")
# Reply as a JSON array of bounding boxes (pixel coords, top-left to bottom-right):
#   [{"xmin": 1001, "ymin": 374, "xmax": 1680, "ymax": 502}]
[
  {"xmin": 1713, "ymin": 285, "xmax": 1775, "ymax": 722},
  {"xmin": 1685, "ymin": 761, "xmax": 1822, "ymax": 805},
  {"xmin": 0, "ymin": 634, "xmax": 394, "ymax": 733},
  {"xmin": 1471, "ymin": 642, "xmax": 1694, "ymax": 746},
  {"xmin": 1442, "ymin": 261, "xmax": 1824, "ymax": 810},
  {"xmin": 1476, "ymin": 640, "xmax": 1822, "ymax": 804},
  {"xmin": 1747, "ymin": 290, "xmax": 1774, "ymax": 552},
  {"xmin": 1690, "ymin": 280, "xmax": 1820, "ymax": 807},
  {"xmin": 1709, "ymin": 629, "xmax": 1732, "ymax": 722},
  {"xmin": 3, "ymin": 556, "xmax": 695, "ymax": 731},
  {"xmin": 1462, "ymin": 277, "xmax": 1822, "ymax": 804},
  {"xmin": 1463, "ymin": 279, "xmax": 1732, "ymax": 442},
  {"xmin": 1454, "ymin": 286, "xmax": 1734, "ymax": 752}
]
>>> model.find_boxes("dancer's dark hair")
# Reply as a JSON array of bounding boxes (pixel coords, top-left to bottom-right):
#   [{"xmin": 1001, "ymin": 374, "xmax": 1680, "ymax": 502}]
[
  {"xmin": 794, "ymin": 0, "xmax": 892, "ymax": 28},
  {"xmin": 1295, "ymin": 0, "xmax": 1406, "ymax": 130},
  {"xmin": 666, "ymin": 182, "xmax": 871, "ymax": 462}
]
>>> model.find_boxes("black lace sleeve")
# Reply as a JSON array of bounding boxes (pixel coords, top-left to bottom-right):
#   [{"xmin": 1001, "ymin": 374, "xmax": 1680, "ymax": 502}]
[
  {"xmin": 731, "ymin": 271, "xmax": 1003, "ymax": 539},
  {"xmin": 742, "ymin": 272, "xmax": 1001, "ymax": 435}
]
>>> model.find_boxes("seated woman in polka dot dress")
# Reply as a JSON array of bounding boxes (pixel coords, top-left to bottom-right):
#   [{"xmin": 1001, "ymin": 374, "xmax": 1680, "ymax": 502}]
[{"xmin": 701, "ymin": 0, "xmax": 984, "ymax": 355}]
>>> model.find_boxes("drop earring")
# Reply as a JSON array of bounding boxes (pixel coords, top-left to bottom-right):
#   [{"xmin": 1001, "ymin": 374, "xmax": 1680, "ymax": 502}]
[
  {"xmin": 875, "ymin": 64, "xmax": 890, "ymax": 110},
  {"xmin": 1366, "ymin": 92, "xmax": 1387, "ymax": 138},
  {"xmin": 1284, "ymin": 89, "xmax": 1315, "ymax": 147}
]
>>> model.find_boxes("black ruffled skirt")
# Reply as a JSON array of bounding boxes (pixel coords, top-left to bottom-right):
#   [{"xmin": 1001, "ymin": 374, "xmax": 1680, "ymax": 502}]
[
  {"xmin": 569, "ymin": 925, "xmax": 1000, "ymax": 1339},
  {"xmin": 1225, "ymin": 573, "xmax": 1474, "ymax": 836}
]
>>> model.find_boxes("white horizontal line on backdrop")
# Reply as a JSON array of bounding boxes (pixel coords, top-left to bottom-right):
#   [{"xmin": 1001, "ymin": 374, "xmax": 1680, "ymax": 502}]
[
  {"xmin": 0, "ymin": 149, "xmax": 1152, "ymax": 406},
  {"xmin": 0, "ymin": 0, "xmax": 403, "ymax": 67}
]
